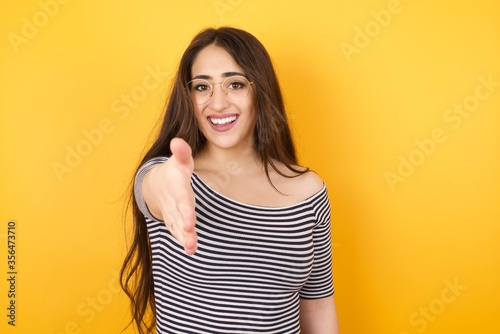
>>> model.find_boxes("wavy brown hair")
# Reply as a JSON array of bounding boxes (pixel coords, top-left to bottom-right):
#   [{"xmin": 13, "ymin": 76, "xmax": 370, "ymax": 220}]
[{"xmin": 120, "ymin": 26, "xmax": 307, "ymax": 334}]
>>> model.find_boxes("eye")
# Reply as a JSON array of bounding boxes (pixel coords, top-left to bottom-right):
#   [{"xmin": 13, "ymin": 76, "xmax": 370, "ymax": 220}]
[
  {"xmin": 194, "ymin": 84, "xmax": 210, "ymax": 92},
  {"xmin": 226, "ymin": 80, "xmax": 246, "ymax": 90},
  {"xmin": 193, "ymin": 83, "xmax": 211, "ymax": 92}
]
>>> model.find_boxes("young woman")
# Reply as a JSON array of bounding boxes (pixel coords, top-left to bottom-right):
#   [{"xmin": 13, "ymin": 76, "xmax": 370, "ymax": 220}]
[{"xmin": 121, "ymin": 27, "xmax": 339, "ymax": 334}]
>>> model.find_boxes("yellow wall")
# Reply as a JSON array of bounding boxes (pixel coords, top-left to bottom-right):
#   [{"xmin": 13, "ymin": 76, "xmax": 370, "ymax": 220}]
[{"xmin": 1, "ymin": 1, "xmax": 499, "ymax": 333}]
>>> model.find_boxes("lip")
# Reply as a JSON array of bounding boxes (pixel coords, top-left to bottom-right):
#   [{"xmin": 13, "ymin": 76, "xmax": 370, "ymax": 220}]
[{"xmin": 207, "ymin": 114, "xmax": 239, "ymax": 132}]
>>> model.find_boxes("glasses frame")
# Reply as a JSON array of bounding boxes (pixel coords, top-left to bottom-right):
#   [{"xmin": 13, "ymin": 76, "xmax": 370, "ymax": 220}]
[{"xmin": 186, "ymin": 75, "xmax": 254, "ymax": 105}]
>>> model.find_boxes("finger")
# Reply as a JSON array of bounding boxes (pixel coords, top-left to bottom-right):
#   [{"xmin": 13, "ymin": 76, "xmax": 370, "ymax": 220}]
[
  {"xmin": 164, "ymin": 195, "xmax": 196, "ymax": 251},
  {"xmin": 162, "ymin": 212, "xmax": 184, "ymax": 240},
  {"xmin": 169, "ymin": 137, "xmax": 197, "ymax": 255},
  {"xmin": 170, "ymin": 138, "xmax": 193, "ymax": 167},
  {"xmin": 178, "ymin": 201, "xmax": 198, "ymax": 254},
  {"xmin": 167, "ymin": 215, "xmax": 197, "ymax": 255},
  {"xmin": 184, "ymin": 231, "xmax": 198, "ymax": 255},
  {"xmin": 179, "ymin": 202, "xmax": 196, "ymax": 231}
]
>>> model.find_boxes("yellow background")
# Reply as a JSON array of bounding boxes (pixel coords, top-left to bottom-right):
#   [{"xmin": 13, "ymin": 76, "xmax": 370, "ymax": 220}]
[{"xmin": 1, "ymin": 0, "xmax": 499, "ymax": 333}]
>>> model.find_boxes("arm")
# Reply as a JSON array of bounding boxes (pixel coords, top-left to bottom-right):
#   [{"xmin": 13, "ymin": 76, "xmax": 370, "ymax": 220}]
[
  {"xmin": 300, "ymin": 296, "xmax": 339, "ymax": 334},
  {"xmin": 299, "ymin": 186, "xmax": 338, "ymax": 332},
  {"xmin": 135, "ymin": 138, "xmax": 198, "ymax": 255}
]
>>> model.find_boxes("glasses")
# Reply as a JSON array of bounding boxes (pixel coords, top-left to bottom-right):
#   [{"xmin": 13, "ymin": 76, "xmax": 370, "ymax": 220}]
[{"xmin": 187, "ymin": 75, "xmax": 254, "ymax": 105}]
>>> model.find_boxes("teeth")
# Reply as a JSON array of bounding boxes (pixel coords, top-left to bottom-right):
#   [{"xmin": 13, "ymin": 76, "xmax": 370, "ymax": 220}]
[{"xmin": 210, "ymin": 116, "xmax": 237, "ymax": 125}]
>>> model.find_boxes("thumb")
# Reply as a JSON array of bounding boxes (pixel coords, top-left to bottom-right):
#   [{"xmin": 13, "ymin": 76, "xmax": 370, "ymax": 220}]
[{"xmin": 170, "ymin": 137, "xmax": 193, "ymax": 166}]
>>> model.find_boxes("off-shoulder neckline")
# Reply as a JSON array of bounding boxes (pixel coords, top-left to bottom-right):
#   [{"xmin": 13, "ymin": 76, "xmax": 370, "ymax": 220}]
[{"xmin": 191, "ymin": 172, "xmax": 326, "ymax": 210}]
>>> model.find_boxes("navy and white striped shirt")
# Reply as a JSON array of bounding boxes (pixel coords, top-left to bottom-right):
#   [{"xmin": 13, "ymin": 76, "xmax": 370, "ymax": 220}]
[{"xmin": 135, "ymin": 157, "xmax": 334, "ymax": 333}]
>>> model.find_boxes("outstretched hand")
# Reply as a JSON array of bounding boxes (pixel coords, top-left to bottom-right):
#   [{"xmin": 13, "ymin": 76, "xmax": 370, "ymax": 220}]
[{"xmin": 143, "ymin": 138, "xmax": 198, "ymax": 255}]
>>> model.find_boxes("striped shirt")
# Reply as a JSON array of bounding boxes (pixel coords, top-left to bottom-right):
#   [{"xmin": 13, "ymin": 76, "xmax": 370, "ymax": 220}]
[{"xmin": 135, "ymin": 157, "xmax": 334, "ymax": 334}]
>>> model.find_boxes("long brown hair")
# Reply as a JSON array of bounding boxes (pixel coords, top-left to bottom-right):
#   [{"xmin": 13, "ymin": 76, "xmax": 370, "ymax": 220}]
[{"xmin": 120, "ymin": 26, "xmax": 306, "ymax": 334}]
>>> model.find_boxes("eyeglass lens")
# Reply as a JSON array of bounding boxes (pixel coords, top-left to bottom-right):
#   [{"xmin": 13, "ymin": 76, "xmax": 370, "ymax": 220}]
[{"xmin": 188, "ymin": 75, "xmax": 252, "ymax": 104}]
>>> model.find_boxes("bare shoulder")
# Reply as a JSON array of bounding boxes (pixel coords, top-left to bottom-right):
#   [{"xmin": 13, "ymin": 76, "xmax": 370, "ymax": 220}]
[
  {"xmin": 271, "ymin": 162, "xmax": 325, "ymax": 201},
  {"xmin": 293, "ymin": 168, "xmax": 325, "ymax": 197}
]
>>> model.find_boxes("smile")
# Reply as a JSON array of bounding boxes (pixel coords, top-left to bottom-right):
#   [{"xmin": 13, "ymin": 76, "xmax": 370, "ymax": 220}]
[{"xmin": 208, "ymin": 115, "xmax": 237, "ymax": 125}]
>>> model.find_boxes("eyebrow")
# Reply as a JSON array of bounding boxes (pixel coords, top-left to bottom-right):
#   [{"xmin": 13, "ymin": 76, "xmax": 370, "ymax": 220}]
[{"xmin": 191, "ymin": 72, "xmax": 246, "ymax": 80}]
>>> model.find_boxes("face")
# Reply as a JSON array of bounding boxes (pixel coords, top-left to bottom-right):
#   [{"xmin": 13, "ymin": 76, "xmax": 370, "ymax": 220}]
[{"xmin": 190, "ymin": 44, "xmax": 256, "ymax": 152}]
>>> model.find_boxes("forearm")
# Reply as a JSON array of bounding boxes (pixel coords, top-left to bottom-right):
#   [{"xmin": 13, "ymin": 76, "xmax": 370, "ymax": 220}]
[{"xmin": 300, "ymin": 296, "xmax": 339, "ymax": 334}]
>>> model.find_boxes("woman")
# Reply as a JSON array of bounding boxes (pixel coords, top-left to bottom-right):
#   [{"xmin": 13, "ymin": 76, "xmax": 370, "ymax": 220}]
[{"xmin": 121, "ymin": 27, "xmax": 339, "ymax": 334}]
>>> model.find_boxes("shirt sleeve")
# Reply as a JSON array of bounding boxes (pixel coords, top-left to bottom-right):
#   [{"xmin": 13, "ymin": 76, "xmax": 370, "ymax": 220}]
[
  {"xmin": 299, "ymin": 188, "xmax": 335, "ymax": 299},
  {"xmin": 134, "ymin": 156, "xmax": 168, "ymax": 221}
]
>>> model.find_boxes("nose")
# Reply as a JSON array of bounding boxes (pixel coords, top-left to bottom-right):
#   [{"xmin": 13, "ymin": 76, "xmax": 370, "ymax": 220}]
[{"xmin": 208, "ymin": 82, "xmax": 229, "ymax": 110}]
